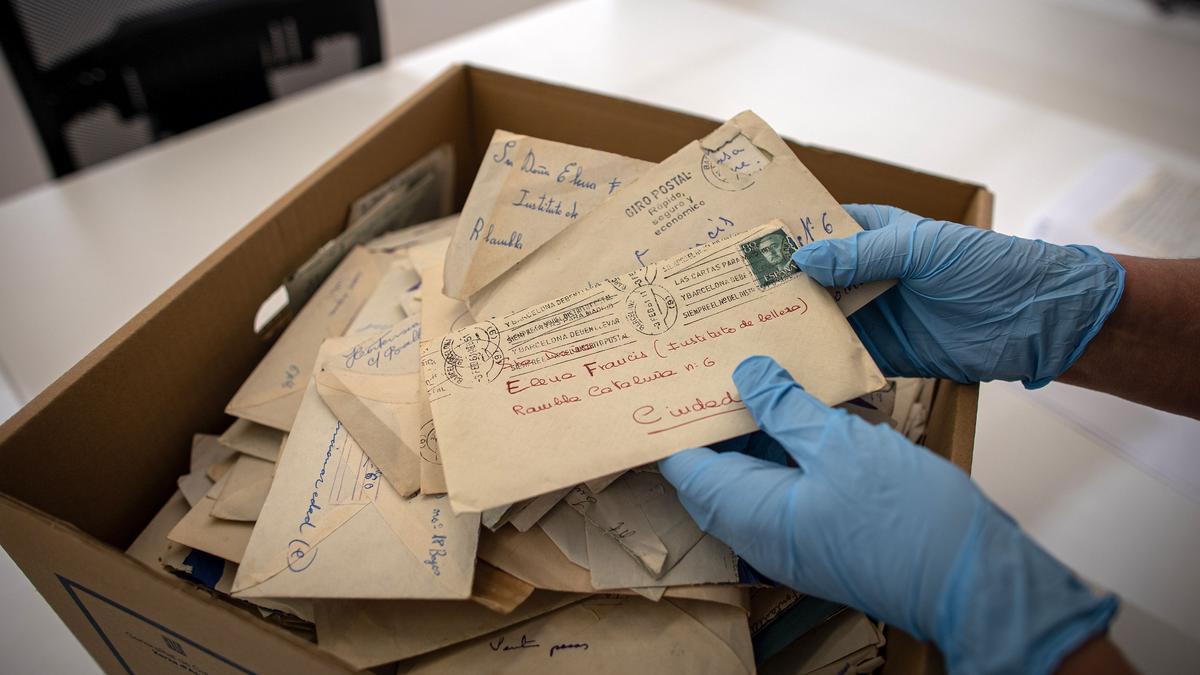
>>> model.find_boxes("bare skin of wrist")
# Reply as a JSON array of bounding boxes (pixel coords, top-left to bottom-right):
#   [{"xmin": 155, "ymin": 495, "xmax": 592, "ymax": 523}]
[
  {"xmin": 1056, "ymin": 635, "xmax": 1137, "ymax": 674},
  {"xmin": 1058, "ymin": 255, "xmax": 1200, "ymax": 420}
]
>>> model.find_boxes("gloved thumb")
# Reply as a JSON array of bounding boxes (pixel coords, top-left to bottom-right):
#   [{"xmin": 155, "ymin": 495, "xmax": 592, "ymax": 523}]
[
  {"xmin": 733, "ymin": 356, "xmax": 835, "ymax": 468},
  {"xmin": 659, "ymin": 446, "xmax": 798, "ymax": 555},
  {"xmin": 791, "ymin": 219, "xmax": 915, "ymax": 288}
]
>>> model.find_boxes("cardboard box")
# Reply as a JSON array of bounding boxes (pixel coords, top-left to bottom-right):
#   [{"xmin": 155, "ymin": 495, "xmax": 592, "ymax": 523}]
[{"xmin": 0, "ymin": 64, "xmax": 984, "ymax": 674}]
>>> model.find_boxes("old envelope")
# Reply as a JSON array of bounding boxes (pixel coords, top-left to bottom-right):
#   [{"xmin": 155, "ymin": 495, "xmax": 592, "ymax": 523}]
[
  {"xmin": 400, "ymin": 596, "xmax": 755, "ymax": 675},
  {"xmin": 424, "ymin": 223, "xmax": 885, "ymax": 513},
  {"xmin": 225, "ymin": 246, "xmax": 389, "ymax": 431},
  {"xmin": 218, "ymin": 418, "xmax": 284, "ymax": 462},
  {"xmin": 470, "ymin": 110, "xmax": 889, "ymax": 321},
  {"xmin": 443, "ymin": 130, "xmax": 652, "ymax": 300},
  {"xmin": 346, "ymin": 258, "xmax": 421, "ymax": 333},
  {"xmin": 232, "ymin": 379, "xmax": 480, "ymax": 599},
  {"xmin": 314, "ymin": 317, "xmax": 424, "ymax": 497},
  {"xmin": 313, "ymin": 591, "xmax": 583, "ymax": 670},
  {"xmin": 210, "ymin": 453, "xmax": 275, "ymax": 522},
  {"xmin": 167, "ymin": 471, "xmax": 254, "ymax": 563}
]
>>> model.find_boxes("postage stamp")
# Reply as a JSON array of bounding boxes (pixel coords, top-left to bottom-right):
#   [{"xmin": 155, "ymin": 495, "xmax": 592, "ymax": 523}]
[{"xmin": 740, "ymin": 229, "xmax": 799, "ymax": 288}]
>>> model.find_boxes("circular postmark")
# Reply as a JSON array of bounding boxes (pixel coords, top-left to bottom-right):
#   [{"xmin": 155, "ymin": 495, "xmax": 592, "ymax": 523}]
[
  {"xmin": 287, "ymin": 539, "xmax": 317, "ymax": 573},
  {"xmin": 418, "ymin": 419, "xmax": 441, "ymax": 465},
  {"xmin": 440, "ymin": 321, "xmax": 505, "ymax": 387},
  {"xmin": 625, "ymin": 285, "xmax": 678, "ymax": 335},
  {"xmin": 700, "ymin": 148, "xmax": 757, "ymax": 192}
]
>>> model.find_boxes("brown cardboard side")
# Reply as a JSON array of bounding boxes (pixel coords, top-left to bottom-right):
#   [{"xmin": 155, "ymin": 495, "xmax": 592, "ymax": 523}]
[
  {"xmin": 463, "ymin": 65, "xmax": 983, "ymax": 222},
  {"xmin": 0, "ymin": 495, "xmax": 353, "ymax": 674},
  {"xmin": 0, "ymin": 66, "xmax": 474, "ymax": 548}
]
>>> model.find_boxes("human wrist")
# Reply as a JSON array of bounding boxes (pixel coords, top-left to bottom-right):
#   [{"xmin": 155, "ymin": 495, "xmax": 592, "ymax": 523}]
[{"xmin": 933, "ymin": 498, "xmax": 1118, "ymax": 674}]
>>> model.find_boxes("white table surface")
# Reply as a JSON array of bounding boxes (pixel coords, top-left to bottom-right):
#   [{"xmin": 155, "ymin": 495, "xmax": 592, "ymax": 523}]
[{"xmin": 2, "ymin": 1, "xmax": 1198, "ymax": 672}]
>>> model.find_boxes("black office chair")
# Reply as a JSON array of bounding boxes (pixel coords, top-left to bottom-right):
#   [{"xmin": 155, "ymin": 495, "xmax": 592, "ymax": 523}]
[{"xmin": 0, "ymin": 0, "xmax": 381, "ymax": 177}]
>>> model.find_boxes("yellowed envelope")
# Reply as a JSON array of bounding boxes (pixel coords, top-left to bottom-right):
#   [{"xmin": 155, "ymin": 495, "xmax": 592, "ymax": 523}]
[
  {"xmin": 425, "ymin": 223, "xmax": 885, "ymax": 513},
  {"xmin": 400, "ymin": 596, "xmax": 755, "ymax": 675},
  {"xmin": 444, "ymin": 131, "xmax": 653, "ymax": 300},
  {"xmin": 414, "ymin": 254, "xmax": 476, "ymax": 494},
  {"xmin": 167, "ymin": 470, "xmax": 254, "ymax": 563},
  {"xmin": 314, "ymin": 318, "xmax": 424, "ymax": 497},
  {"xmin": 363, "ymin": 214, "xmax": 460, "ymax": 254},
  {"xmin": 210, "ymin": 453, "xmax": 275, "ymax": 522},
  {"xmin": 218, "ymin": 418, "xmax": 284, "ymax": 462},
  {"xmin": 313, "ymin": 591, "xmax": 584, "ymax": 670},
  {"xmin": 470, "ymin": 110, "xmax": 890, "ymax": 321},
  {"xmin": 225, "ymin": 246, "xmax": 390, "ymax": 431},
  {"xmin": 126, "ymin": 490, "xmax": 190, "ymax": 570},
  {"xmin": 506, "ymin": 487, "xmax": 571, "ymax": 533},
  {"xmin": 346, "ymin": 257, "xmax": 421, "ymax": 332},
  {"xmin": 232, "ymin": 379, "xmax": 479, "ymax": 600}
]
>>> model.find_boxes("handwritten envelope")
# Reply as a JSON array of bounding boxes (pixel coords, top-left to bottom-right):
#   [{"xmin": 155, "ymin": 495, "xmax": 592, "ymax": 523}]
[
  {"xmin": 424, "ymin": 223, "xmax": 885, "ymax": 513},
  {"xmin": 314, "ymin": 317, "xmax": 424, "ymax": 497},
  {"xmin": 470, "ymin": 110, "xmax": 890, "ymax": 321},
  {"xmin": 232, "ymin": 379, "xmax": 480, "ymax": 599},
  {"xmin": 443, "ymin": 131, "xmax": 652, "ymax": 300},
  {"xmin": 400, "ymin": 596, "xmax": 755, "ymax": 675},
  {"xmin": 226, "ymin": 246, "xmax": 390, "ymax": 431}
]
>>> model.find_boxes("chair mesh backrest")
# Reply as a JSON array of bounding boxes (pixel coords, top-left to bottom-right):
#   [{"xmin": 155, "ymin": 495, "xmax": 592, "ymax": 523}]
[{"xmin": 9, "ymin": 0, "xmax": 368, "ymax": 172}]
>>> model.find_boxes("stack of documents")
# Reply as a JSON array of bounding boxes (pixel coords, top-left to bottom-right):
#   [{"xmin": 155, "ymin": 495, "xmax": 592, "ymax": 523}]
[{"xmin": 125, "ymin": 112, "xmax": 944, "ymax": 672}]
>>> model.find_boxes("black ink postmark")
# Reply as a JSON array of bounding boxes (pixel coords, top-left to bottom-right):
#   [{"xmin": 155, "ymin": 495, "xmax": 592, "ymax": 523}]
[
  {"xmin": 418, "ymin": 419, "xmax": 441, "ymax": 464},
  {"xmin": 700, "ymin": 134, "xmax": 763, "ymax": 191},
  {"xmin": 741, "ymin": 229, "xmax": 799, "ymax": 288},
  {"xmin": 625, "ymin": 285, "xmax": 678, "ymax": 335},
  {"xmin": 441, "ymin": 322, "xmax": 505, "ymax": 387}
]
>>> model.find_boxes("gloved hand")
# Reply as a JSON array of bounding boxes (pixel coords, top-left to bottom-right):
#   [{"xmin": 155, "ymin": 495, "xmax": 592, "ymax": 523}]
[
  {"xmin": 792, "ymin": 204, "xmax": 1125, "ymax": 388},
  {"xmin": 660, "ymin": 356, "xmax": 1117, "ymax": 675}
]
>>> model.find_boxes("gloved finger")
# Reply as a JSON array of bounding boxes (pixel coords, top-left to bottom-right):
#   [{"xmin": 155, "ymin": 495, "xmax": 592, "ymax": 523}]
[
  {"xmin": 791, "ymin": 217, "xmax": 916, "ymax": 288},
  {"xmin": 841, "ymin": 203, "xmax": 897, "ymax": 231},
  {"xmin": 659, "ymin": 446, "xmax": 799, "ymax": 556},
  {"xmin": 708, "ymin": 431, "xmax": 793, "ymax": 467},
  {"xmin": 733, "ymin": 356, "xmax": 835, "ymax": 467}
]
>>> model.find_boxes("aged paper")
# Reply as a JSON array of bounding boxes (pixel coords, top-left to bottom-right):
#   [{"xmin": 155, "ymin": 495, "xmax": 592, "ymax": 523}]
[
  {"xmin": 444, "ymin": 131, "xmax": 652, "ymax": 299},
  {"xmin": 226, "ymin": 247, "xmax": 390, "ymax": 431},
  {"xmin": 167, "ymin": 471, "xmax": 253, "ymax": 563},
  {"xmin": 315, "ymin": 318, "xmax": 424, "ymax": 497},
  {"xmin": 232, "ymin": 380, "xmax": 479, "ymax": 599},
  {"xmin": 209, "ymin": 454, "xmax": 275, "ymax": 522},
  {"xmin": 218, "ymin": 418, "xmax": 284, "ymax": 462},
  {"xmin": 425, "ymin": 223, "xmax": 885, "ymax": 512},
  {"xmin": 400, "ymin": 596, "xmax": 755, "ymax": 675},
  {"xmin": 470, "ymin": 110, "xmax": 889, "ymax": 321},
  {"xmin": 346, "ymin": 258, "xmax": 421, "ymax": 332}
]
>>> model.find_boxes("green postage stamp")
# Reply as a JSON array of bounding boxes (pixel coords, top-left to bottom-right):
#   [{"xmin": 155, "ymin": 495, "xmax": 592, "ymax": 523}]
[{"xmin": 741, "ymin": 229, "xmax": 799, "ymax": 288}]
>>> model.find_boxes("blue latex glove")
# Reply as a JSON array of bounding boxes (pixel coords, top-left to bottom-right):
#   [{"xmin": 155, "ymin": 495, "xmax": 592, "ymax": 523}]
[
  {"xmin": 791, "ymin": 204, "xmax": 1125, "ymax": 388},
  {"xmin": 660, "ymin": 357, "xmax": 1117, "ymax": 675}
]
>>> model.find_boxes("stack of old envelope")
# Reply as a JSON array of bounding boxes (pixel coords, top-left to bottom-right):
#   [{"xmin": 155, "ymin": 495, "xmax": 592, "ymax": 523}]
[{"xmin": 126, "ymin": 111, "xmax": 947, "ymax": 673}]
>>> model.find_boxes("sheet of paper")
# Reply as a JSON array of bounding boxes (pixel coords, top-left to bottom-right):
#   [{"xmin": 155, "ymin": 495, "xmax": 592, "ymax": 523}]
[
  {"xmin": 176, "ymin": 470, "xmax": 213, "ymax": 508},
  {"xmin": 567, "ymin": 471, "xmax": 705, "ymax": 577},
  {"xmin": 285, "ymin": 145, "xmax": 453, "ymax": 313},
  {"xmin": 347, "ymin": 258, "xmax": 422, "ymax": 333},
  {"xmin": 469, "ymin": 110, "xmax": 889, "ymax": 321},
  {"xmin": 226, "ymin": 247, "xmax": 390, "ymax": 431},
  {"xmin": 315, "ymin": 318, "xmax": 424, "ymax": 497},
  {"xmin": 506, "ymin": 487, "xmax": 571, "ymax": 533},
  {"xmin": 443, "ymin": 130, "xmax": 653, "ymax": 299},
  {"xmin": 313, "ymin": 591, "xmax": 582, "ymax": 670},
  {"xmin": 167, "ymin": 480, "xmax": 254, "ymax": 563},
  {"xmin": 210, "ymin": 453, "xmax": 275, "ymax": 522},
  {"xmin": 399, "ymin": 596, "xmax": 755, "ymax": 675},
  {"xmin": 233, "ymin": 379, "xmax": 479, "ymax": 599},
  {"xmin": 415, "ymin": 255, "xmax": 477, "ymax": 494},
  {"xmin": 760, "ymin": 611, "xmax": 884, "ymax": 675},
  {"xmin": 425, "ymin": 223, "xmax": 885, "ymax": 512},
  {"xmin": 537, "ymin": 501, "xmax": 589, "ymax": 569},
  {"xmin": 469, "ymin": 562, "xmax": 536, "ymax": 615},
  {"xmin": 218, "ymin": 418, "xmax": 284, "ymax": 462},
  {"xmin": 1094, "ymin": 168, "xmax": 1200, "ymax": 259},
  {"xmin": 363, "ymin": 214, "xmax": 460, "ymax": 254},
  {"xmin": 126, "ymin": 490, "xmax": 191, "ymax": 570},
  {"xmin": 586, "ymin": 527, "xmax": 739, "ymax": 591}
]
